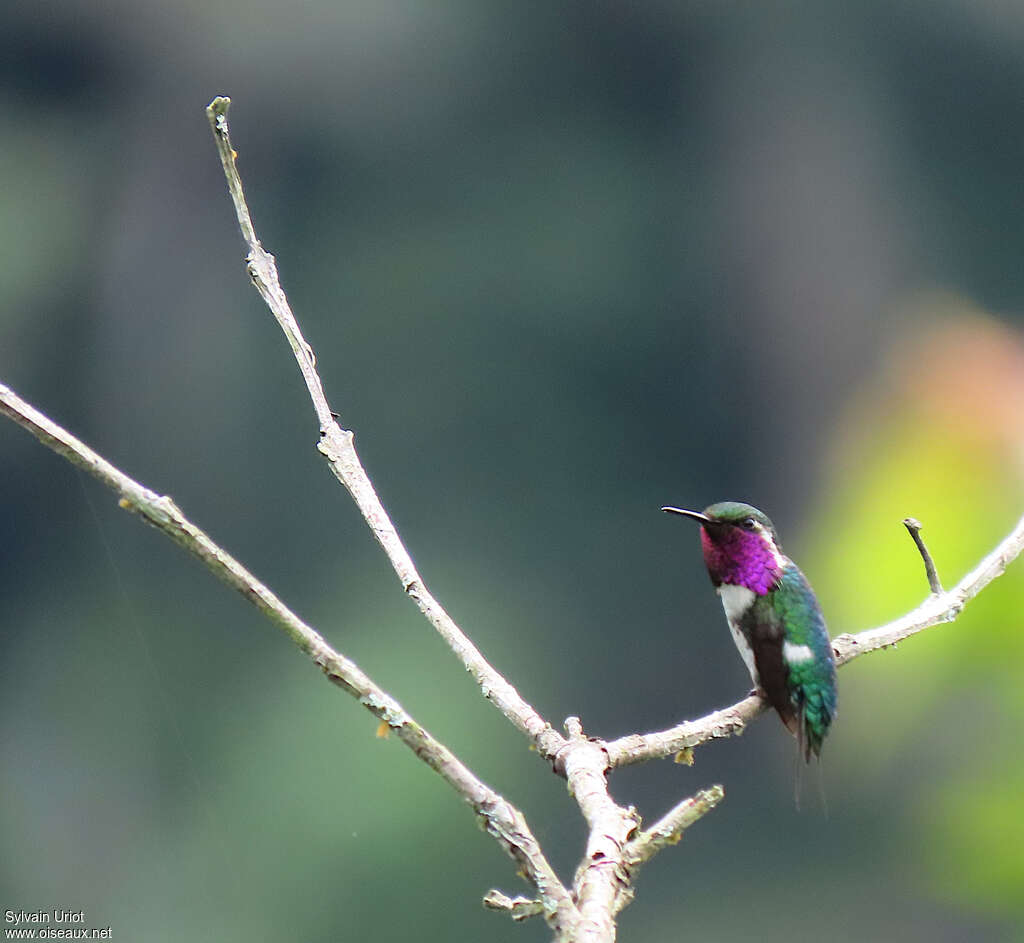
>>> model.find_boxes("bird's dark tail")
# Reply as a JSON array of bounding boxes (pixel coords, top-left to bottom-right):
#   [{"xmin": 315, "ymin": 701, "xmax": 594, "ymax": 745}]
[{"xmin": 793, "ymin": 704, "xmax": 829, "ymax": 814}]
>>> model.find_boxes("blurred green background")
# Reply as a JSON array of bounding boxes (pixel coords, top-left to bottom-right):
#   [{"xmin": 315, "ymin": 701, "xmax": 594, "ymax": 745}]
[{"xmin": 2, "ymin": 2, "xmax": 1024, "ymax": 940}]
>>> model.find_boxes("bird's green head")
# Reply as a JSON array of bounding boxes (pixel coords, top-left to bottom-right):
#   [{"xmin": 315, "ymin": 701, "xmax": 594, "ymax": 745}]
[{"xmin": 702, "ymin": 502, "xmax": 780, "ymax": 545}]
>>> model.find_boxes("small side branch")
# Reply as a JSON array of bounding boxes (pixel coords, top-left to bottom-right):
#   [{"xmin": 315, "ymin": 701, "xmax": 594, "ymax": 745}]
[
  {"xmin": 205, "ymin": 97, "xmax": 564, "ymax": 762},
  {"xmin": 0, "ymin": 381, "xmax": 574, "ymax": 931},
  {"xmin": 903, "ymin": 517, "xmax": 943, "ymax": 594},
  {"xmin": 622, "ymin": 785, "xmax": 724, "ymax": 879},
  {"xmin": 483, "ymin": 891, "xmax": 546, "ymax": 922}
]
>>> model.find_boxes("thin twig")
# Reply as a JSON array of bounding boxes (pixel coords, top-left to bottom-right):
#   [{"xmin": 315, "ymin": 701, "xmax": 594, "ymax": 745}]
[
  {"xmin": 204, "ymin": 96, "xmax": 564, "ymax": 762},
  {"xmin": 903, "ymin": 517, "xmax": 943, "ymax": 594},
  {"xmin": 605, "ymin": 511, "xmax": 1024, "ymax": 768},
  {"xmin": 483, "ymin": 891, "xmax": 546, "ymax": 922},
  {"xmin": 622, "ymin": 785, "xmax": 724, "ymax": 879},
  {"xmin": 0, "ymin": 381, "xmax": 575, "ymax": 931}
]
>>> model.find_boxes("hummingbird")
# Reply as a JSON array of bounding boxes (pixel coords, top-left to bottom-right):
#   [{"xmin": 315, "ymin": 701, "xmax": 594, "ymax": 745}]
[{"xmin": 663, "ymin": 501, "xmax": 837, "ymax": 761}]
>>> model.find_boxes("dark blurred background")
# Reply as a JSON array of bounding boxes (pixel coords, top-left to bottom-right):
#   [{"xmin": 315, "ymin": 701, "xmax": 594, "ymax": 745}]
[{"xmin": 2, "ymin": 2, "xmax": 1023, "ymax": 940}]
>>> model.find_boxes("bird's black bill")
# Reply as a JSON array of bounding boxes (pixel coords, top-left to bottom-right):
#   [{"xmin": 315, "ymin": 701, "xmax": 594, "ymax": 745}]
[{"xmin": 662, "ymin": 506, "xmax": 711, "ymax": 523}]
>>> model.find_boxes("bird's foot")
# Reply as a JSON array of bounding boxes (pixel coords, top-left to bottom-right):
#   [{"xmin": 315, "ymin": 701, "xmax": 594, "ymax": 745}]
[{"xmin": 748, "ymin": 686, "xmax": 766, "ymax": 700}]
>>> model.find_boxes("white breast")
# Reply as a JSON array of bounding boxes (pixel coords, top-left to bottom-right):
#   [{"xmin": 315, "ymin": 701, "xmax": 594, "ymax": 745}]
[{"xmin": 717, "ymin": 584, "xmax": 758, "ymax": 684}]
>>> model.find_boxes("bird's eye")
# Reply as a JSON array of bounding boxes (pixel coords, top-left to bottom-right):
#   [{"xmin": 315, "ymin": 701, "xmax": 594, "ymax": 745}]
[{"xmin": 742, "ymin": 517, "xmax": 756, "ymax": 529}]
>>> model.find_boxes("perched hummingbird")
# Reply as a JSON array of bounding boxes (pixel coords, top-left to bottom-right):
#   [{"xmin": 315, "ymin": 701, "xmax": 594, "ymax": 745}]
[{"xmin": 663, "ymin": 501, "xmax": 837, "ymax": 761}]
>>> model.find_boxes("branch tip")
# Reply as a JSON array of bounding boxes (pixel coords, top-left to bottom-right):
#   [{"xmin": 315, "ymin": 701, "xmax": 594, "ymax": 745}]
[
  {"xmin": 902, "ymin": 516, "xmax": 944, "ymax": 594},
  {"xmin": 206, "ymin": 95, "xmax": 231, "ymax": 116}
]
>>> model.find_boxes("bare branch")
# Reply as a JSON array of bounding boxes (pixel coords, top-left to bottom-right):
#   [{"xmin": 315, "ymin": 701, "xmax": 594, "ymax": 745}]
[
  {"xmin": 834, "ymin": 510, "xmax": 1024, "ymax": 663},
  {"xmin": 604, "ymin": 695, "xmax": 765, "ymax": 769},
  {"xmin": 622, "ymin": 785, "xmax": 724, "ymax": 877},
  {"xmin": 605, "ymin": 511, "xmax": 1024, "ymax": 767},
  {"xmin": 205, "ymin": 97, "xmax": 564, "ymax": 760},
  {"xmin": 902, "ymin": 516, "xmax": 943, "ymax": 594},
  {"xmin": 0, "ymin": 381, "xmax": 574, "ymax": 929}
]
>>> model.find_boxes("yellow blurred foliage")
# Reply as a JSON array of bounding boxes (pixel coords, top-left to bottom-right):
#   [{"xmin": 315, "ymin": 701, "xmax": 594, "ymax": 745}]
[{"xmin": 803, "ymin": 296, "xmax": 1024, "ymax": 918}]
